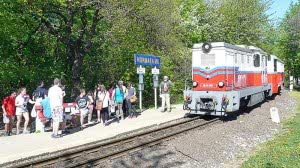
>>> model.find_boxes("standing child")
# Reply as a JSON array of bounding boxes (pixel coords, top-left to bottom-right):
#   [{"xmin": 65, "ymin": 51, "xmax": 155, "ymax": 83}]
[{"xmin": 2, "ymin": 91, "xmax": 17, "ymax": 136}]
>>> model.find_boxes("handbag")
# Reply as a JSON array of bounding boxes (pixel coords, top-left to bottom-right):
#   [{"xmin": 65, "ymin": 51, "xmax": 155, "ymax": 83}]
[
  {"xmin": 95, "ymin": 99, "xmax": 103, "ymax": 110},
  {"xmin": 95, "ymin": 91, "xmax": 107, "ymax": 111},
  {"xmin": 130, "ymin": 95, "xmax": 137, "ymax": 103}
]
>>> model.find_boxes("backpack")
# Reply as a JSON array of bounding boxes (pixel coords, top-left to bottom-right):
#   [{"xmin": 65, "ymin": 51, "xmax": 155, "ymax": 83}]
[
  {"xmin": 163, "ymin": 82, "xmax": 168, "ymax": 92},
  {"xmin": 115, "ymin": 88, "xmax": 124, "ymax": 103}
]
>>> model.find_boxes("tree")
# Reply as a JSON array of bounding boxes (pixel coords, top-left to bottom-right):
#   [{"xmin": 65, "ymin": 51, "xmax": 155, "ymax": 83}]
[{"xmin": 277, "ymin": 1, "xmax": 300, "ymax": 83}]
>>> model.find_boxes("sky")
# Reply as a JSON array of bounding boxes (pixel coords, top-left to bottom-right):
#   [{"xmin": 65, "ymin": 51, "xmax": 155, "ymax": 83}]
[{"xmin": 268, "ymin": 0, "xmax": 297, "ymax": 20}]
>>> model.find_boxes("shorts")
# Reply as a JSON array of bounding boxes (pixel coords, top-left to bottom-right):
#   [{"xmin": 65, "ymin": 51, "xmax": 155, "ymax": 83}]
[
  {"xmin": 3, "ymin": 115, "xmax": 14, "ymax": 124},
  {"xmin": 51, "ymin": 106, "xmax": 63, "ymax": 123},
  {"xmin": 16, "ymin": 110, "xmax": 28, "ymax": 116},
  {"xmin": 79, "ymin": 108, "xmax": 89, "ymax": 117}
]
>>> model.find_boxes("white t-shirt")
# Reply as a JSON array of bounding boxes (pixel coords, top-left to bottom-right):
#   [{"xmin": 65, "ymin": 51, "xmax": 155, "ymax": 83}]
[
  {"xmin": 98, "ymin": 91, "xmax": 109, "ymax": 108},
  {"xmin": 48, "ymin": 85, "xmax": 63, "ymax": 108},
  {"xmin": 16, "ymin": 95, "xmax": 28, "ymax": 113}
]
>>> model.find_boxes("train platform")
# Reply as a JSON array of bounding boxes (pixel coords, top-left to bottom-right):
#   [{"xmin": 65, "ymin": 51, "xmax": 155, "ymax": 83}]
[{"xmin": 0, "ymin": 104, "xmax": 185, "ymax": 164}]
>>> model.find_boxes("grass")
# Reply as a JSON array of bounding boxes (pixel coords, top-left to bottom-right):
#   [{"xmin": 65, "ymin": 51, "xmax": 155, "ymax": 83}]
[{"xmin": 241, "ymin": 91, "xmax": 300, "ymax": 168}]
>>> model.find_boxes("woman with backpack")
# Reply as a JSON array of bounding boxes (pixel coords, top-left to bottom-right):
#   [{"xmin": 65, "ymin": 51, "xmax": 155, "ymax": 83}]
[
  {"xmin": 159, "ymin": 76, "xmax": 172, "ymax": 112},
  {"xmin": 114, "ymin": 82, "xmax": 124, "ymax": 121}
]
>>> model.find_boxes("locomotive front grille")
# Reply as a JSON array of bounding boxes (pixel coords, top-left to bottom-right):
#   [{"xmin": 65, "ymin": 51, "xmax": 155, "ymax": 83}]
[{"xmin": 196, "ymin": 97, "xmax": 216, "ymax": 111}]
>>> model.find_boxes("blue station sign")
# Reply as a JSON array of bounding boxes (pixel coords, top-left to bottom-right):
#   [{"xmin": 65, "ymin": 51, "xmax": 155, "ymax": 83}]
[{"xmin": 134, "ymin": 54, "xmax": 160, "ymax": 67}]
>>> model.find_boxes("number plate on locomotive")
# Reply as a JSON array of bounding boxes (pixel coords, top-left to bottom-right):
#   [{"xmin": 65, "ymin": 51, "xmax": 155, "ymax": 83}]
[{"xmin": 200, "ymin": 83, "xmax": 216, "ymax": 88}]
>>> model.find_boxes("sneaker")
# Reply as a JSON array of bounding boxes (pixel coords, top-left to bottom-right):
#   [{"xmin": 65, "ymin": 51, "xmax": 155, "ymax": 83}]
[
  {"xmin": 62, "ymin": 129, "xmax": 70, "ymax": 134},
  {"xmin": 5, "ymin": 132, "xmax": 9, "ymax": 136},
  {"xmin": 80, "ymin": 125, "xmax": 86, "ymax": 130},
  {"xmin": 161, "ymin": 110, "xmax": 165, "ymax": 112},
  {"xmin": 88, "ymin": 121, "xmax": 95, "ymax": 125},
  {"xmin": 23, "ymin": 131, "xmax": 30, "ymax": 134},
  {"xmin": 168, "ymin": 109, "xmax": 171, "ymax": 112},
  {"xmin": 51, "ymin": 134, "xmax": 61, "ymax": 138}
]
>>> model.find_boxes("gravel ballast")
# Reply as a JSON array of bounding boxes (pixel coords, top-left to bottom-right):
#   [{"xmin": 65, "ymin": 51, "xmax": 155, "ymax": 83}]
[{"xmin": 101, "ymin": 89, "xmax": 298, "ymax": 168}]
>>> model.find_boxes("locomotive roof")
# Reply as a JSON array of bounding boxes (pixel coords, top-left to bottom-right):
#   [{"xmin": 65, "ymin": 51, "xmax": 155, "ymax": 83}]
[
  {"xmin": 270, "ymin": 54, "xmax": 284, "ymax": 63},
  {"xmin": 193, "ymin": 42, "xmax": 266, "ymax": 54}
]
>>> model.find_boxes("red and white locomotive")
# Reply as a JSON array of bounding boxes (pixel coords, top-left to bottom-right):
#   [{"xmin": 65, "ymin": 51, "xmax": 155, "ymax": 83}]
[{"xmin": 183, "ymin": 42, "xmax": 284, "ymax": 116}]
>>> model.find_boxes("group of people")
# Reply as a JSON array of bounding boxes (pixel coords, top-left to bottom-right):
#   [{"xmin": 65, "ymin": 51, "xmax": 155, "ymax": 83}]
[
  {"xmin": 1, "ymin": 76, "xmax": 172, "ymax": 138},
  {"xmin": 75, "ymin": 80, "xmax": 138, "ymax": 130}
]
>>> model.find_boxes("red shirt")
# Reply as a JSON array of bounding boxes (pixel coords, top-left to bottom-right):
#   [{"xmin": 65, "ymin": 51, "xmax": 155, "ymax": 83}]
[{"xmin": 2, "ymin": 96, "xmax": 16, "ymax": 116}]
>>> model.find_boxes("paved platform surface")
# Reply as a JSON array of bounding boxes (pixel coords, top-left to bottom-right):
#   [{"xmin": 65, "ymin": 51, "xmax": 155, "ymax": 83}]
[{"xmin": 0, "ymin": 104, "xmax": 185, "ymax": 164}]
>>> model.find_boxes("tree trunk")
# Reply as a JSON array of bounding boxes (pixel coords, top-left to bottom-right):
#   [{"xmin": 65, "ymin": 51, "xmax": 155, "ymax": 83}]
[{"xmin": 71, "ymin": 46, "xmax": 83, "ymax": 99}]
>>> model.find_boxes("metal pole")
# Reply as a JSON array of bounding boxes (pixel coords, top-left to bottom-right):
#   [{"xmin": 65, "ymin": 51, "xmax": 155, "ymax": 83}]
[
  {"xmin": 139, "ymin": 65, "xmax": 143, "ymax": 112},
  {"xmin": 139, "ymin": 89, "xmax": 142, "ymax": 112},
  {"xmin": 154, "ymin": 87, "xmax": 157, "ymax": 109}
]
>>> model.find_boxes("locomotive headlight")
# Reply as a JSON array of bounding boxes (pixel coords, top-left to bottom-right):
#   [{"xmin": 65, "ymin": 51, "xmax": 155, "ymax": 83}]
[
  {"xmin": 204, "ymin": 44, "xmax": 210, "ymax": 49},
  {"xmin": 218, "ymin": 81, "xmax": 224, "ymax": 88},
  {"xmin": 192, "ymin": 81, "xmax": 198, "ymax": 87}
]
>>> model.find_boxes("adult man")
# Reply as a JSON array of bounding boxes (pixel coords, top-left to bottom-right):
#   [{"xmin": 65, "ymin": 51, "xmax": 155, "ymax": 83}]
[
  {"xmin": 75, "ymin": 89, "xmax": 92, "ymax": 129},
  {"xmin": 160, "ymin": 76, "xmax": 172, "ymax": 112},
  {"xmin": 125, "ymin": 83, "xmax": 137, "ymax": 118},
  {"xmin": 31, "ymin": 81, "xmax": 47, "ymax": 133},
  {"xmin": 32, "ymin": 81, "xmax": 47, "ymax": 100},
  {"xmin": 1, "ymin": 91, "xmax": 16, "ymax": 136},
  {"xmin": 48, "ymin": 78, "xmax": 64, "ymax": 138}
]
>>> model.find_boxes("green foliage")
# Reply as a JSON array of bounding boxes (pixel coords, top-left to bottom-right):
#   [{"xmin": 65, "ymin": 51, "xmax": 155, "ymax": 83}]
[
  {"xmin": 0, "ymin": 0, "xmax": 282, "ymax": 105},
  {"xmin": 242, "ymin": 91, "xmax": 300, "ymax": 168},
  {"xmin": 279, "ymin": 1, "xmax": 300, "ymax": 81}
]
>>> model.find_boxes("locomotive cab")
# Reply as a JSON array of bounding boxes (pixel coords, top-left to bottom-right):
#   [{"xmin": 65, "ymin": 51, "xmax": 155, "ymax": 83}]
[{"xmin": 184, "ymin": 42, "xmax": 274, "ymax": 116}]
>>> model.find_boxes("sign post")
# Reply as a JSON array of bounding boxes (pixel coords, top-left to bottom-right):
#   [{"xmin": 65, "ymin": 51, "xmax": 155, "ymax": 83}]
[
  {"xmin": 290, "ymin": 76, "xmax": 293, "ymax": 91},
  {"xmin": 152, "ymin": 67, "xmax": 160, "ymax": 109},
  {"xmin": 137, "ymin": 65, "xmax": 145, "ymax": 112},
  {"xmin": 134, "ymin": 54, "xmax": 161, "ymax": 112}
]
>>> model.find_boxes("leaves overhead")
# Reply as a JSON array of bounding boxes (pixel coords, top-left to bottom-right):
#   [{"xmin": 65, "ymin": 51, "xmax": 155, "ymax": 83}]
[{"xmin": 0, "ymin": 0, "xmax": 295, "ymax": 104}]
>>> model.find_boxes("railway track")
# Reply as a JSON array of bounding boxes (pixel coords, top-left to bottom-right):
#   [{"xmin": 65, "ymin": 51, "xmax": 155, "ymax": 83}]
[{"xmin": 1, "ymin": 117, "xmax": 221, "ymax": 168}]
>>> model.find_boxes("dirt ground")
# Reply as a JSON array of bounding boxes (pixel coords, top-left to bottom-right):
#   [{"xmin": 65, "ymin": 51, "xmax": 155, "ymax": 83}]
[{"xmin": 99, "ymin": 89, "xmax": 297, "ymax": 168}]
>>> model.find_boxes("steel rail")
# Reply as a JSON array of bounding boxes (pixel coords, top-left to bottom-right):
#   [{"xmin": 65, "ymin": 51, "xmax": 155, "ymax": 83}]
[{"xmin": 1, "ymin": 117, "xmax": 220, "ymax": 168}]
